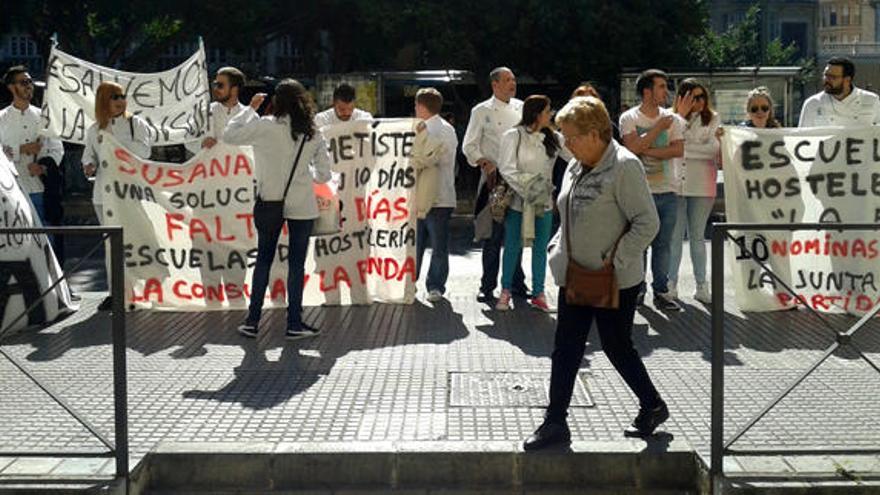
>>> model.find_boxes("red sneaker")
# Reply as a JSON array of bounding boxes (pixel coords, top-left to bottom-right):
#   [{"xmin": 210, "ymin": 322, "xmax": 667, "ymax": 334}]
[{"xmin": 530, "ymin": 293, "xmax": 551, "ymax": 312}]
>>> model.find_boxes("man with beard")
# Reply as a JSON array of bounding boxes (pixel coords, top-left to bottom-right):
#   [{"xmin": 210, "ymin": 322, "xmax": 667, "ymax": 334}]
[
  {"xmin": 196, "ymin": 67, "xmax": 247, "ymax": 149},
  {"xmin": 314, "ymin": 83, "xmax": 373, "ymax": 128},
  {"xmin": 0, "ymin": 66, "xmax": 65, "ymax": 255},
  {"xmin": 799, "ymin": 57, "xmax": 880, "ymax": 127}
]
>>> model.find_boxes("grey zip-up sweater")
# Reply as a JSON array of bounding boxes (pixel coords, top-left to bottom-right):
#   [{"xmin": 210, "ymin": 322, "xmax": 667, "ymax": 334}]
[{"xmin": 548, "ymin": 140, "xmax": 659, "ymax": 290}]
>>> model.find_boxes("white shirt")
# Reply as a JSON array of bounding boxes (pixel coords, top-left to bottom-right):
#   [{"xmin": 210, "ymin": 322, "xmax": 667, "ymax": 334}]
[
  {"xmin": 499, "ymin": 126, "xmax": 572, "ymax": 211},
  {"xmin": 423, "ymin": 114, "xmax": 458, "ymax": 209},
  {"xmin": 224, "ymin": 107, "xmax": 332, "ymax": 220},
  {"xmin": 798, "ymin": 87, "xmax": 880, "ymax": 128},
  {"xmin": 0, "ymin": 104, "xmax": 64, "ymax": 194},
  {"xmin": 619, "ymin": 106, "xmax": 684, "ymax": 194},
  {"xmin": 82, "ymin": 115, "xmax": 153, "ymax": 205},
  {"xmin": 314, "ymin": 107, "xmax": 373, "ymax": 129},
  {"xmin": 185, "ymin": 101, "xmax": 248, "ymax": 154},
  {"xmin": 462, "ymin": 96, "xmax": 523, "ymax": 167},
  {"xmin": 675, "ymin": 112, "xmax": 720, "ymax": 197}
]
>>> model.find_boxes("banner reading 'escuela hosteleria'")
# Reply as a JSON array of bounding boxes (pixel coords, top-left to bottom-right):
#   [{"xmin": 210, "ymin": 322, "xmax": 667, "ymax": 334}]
[{"xmin": 722, "ymin": 126, "xmax": 880, "ymax": 314}]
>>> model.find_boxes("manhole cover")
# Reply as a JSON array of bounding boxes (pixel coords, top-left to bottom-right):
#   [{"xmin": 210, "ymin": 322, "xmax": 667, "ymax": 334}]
[{"xmin": 448, "ymin": 372, "xmax": 593, "ymax": 407}]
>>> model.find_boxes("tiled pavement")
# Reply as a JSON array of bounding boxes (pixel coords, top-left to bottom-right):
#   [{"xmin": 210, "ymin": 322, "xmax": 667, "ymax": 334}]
[{"xmin": 2, "ymin": 220, "xmax": 880, "ymax": 484}]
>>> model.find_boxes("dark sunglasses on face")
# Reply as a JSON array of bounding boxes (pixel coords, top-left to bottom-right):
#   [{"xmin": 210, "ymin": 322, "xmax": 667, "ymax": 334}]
[
  {"xmin": 750, "ymin": 105, "xmax": 770, "ymax": 113},
  {"xmin": 110, "ymin": 94, "xmax": 127, "ymax": 101},
  {"xmin": 14, "ymin": 78, "xmax": 33, "ymax": 87}
]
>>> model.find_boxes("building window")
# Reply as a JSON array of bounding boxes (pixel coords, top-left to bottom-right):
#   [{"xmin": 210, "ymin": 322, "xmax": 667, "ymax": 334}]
[
  {"xmin": 842, "ymin": 4, "xmax": 849, "ymax": 25},
  {"xmin": 853, "ymin": 4, "xmax": 860, "ymax": 25},
  {"xmin": 830, "ymin": 5, "xmax": 837, "ymax": 26}
]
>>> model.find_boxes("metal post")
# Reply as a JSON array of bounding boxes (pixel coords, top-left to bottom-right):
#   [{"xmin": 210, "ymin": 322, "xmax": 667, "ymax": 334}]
[
  {"xmin": 710, "ymin": 225, "xmax": 726, "ymax": 493},
  {"xmin": 109, "ymin": 228, "xmax": 129, "ymax": 486}
]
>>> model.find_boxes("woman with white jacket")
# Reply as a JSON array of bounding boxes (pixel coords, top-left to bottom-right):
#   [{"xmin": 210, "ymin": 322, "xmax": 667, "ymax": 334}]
[
  {"xmin": 668, "ymin": 78, "xmax": 720, "ymax": 304},
  {"xmin": 496, "ymin": 95, "xmax": 572, "ymax": 312},
  {"xmin": 224, "ymin": 79, "xmax": 332, "ymax": 340}
]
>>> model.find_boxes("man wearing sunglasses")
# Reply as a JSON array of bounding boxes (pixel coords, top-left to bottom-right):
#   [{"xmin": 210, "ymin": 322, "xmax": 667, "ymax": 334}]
[
  {"xmin": 193, "ymin": 67, "xmax": 247, "ymax": 150},
  {"xmin": 799, "ymin": 57, "xmax": 880, "ymax": 128},
  {"xmin": 0, "ymin": 65, "xmax": 65, "ymax": 236}
]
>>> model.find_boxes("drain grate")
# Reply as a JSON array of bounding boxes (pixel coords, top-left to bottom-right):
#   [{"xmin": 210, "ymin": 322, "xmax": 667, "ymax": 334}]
[{"xmin": 448, "ymin": 372, "xmax": 594, "ymax": 407}]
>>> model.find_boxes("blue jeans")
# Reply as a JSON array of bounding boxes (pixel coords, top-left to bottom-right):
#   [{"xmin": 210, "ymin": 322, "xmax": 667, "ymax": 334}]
[
  {"xmin": 416, "ymin": 207, "xmax": 453, "ymax": 294},
  {"xmin": 247, "ymin": 218, "xmax": 313, "ymax": 331},
  {"xmin": 502, "ymin": 209, "xmax": 552, "ymax": 296},
  {"xmin": 669, "ymin": 196, "xmax": 714, "ymax": 287},
  {"xmin": 29, "ymin": 193, "xmax": 46, "ymax": 225},
  {"xmin": 644, "ymin": 192, "xmax": 678, "ymax": 294}
]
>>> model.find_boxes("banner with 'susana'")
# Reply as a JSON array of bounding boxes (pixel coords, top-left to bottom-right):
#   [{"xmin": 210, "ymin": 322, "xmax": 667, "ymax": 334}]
[
  {"xmin": 101, "ymin": 118, "xmax": 417, "ymax": 310},
  {"xmin": 40, "ymin": 43, "xmax": 210, "ymax": 146},
  {"xmin": 722, "ymin": 126, "xmax": 880, "ymax": 314}
]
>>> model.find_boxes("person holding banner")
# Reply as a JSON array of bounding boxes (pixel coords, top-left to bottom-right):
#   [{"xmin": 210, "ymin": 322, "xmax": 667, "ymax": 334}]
[
  {"xmin": 314, "ymin": 83, "xmax": 373, "ymax": 128},
  {"xmin": 524, "ymin": 96, "xmax": 667, "ymax": 450},
  {"xmin": 742, "ymin": 87, "xmax": 781, "ymax": 129},
  {"xmin": 799, "ymin": 57, "xmax": 880, "ymax": 128},
  {"xmin": 82, "ymin": 81, "xmax": 153, "ymax": 310},
  {"xmin": 668, "ymin": 79, "xmax": 720, "ymax": 304},
  {"xmin": 413, "ymin": 88, "xmax": 458, "ymax": 302},
  {"xmin": 224, "ymin": 79, "xmax": 332, "ymax": 341},
  {"xmin": 495, "ymin": 95, "xmax": 572, "ymax": 312},
  {"xmin": 199, "ymin": 67, "xmax": 247, "ymax": 149},
  {"xmin": 1, "ymin": 66, "xmax": 65, "ymax": 229}
]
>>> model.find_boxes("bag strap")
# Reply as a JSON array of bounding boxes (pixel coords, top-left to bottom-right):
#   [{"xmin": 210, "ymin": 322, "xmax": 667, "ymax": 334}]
[
  {"xmin": 280, "ymin": 134, "xmax": 308, "ymax": 201},
  {"xmin": 129, "ymin": 116, "xmax": 135, "ymax": 141},
  {"xmin": 564, "ymin": 167, "xmax": 628, "ymax": 266}
]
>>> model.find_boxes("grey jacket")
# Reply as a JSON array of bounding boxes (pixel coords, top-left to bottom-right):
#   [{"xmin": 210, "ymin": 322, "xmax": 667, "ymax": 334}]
[{"xmin": 548, "ymin": 140, "xmax": 659, "ymax": 290}]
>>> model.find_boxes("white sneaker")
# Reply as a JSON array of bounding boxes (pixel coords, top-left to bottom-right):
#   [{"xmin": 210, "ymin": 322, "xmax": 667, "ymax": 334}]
[
  {"xmin": 695, "ymin": 284, "xmax": 711, "ymax": 304},
  {"xmin": 495, "ymin": 290, "xmax": 512, "ymax": 311},
  {"xmin": 427, "ymin": 290, "xmax": 443, "ymax": 302}
]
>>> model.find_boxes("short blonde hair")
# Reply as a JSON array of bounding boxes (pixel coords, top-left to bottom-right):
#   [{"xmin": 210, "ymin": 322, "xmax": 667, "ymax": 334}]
[
  {"xmin": 95, "ymin": 81, "xmax": 127, "ymax": 130},
  {"xmin": 555, "ymin": 96, "xmax": 612, "ymax": 143}
]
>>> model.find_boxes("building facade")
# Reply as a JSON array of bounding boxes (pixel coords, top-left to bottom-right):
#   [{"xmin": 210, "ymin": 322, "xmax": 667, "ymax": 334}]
[{"xmin": 709, "ymin": 0, "xmax": 819, "ymax": 60}]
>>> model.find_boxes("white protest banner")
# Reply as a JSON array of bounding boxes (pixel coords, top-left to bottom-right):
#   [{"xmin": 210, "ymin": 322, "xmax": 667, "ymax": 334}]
[
  {"xmin": 309, "ymin": 119, "xmax": 417, "ymax": 305},
  {"xmin": 41, "ymin": 42, "xmax": 210, "ymax": 145},
  {"xmin": 101, "ymin": 118, "xmax": 416, "ymax": 310},
  {"xmin": 0, "ymin": 153, "xmax": 74, "ymax": 334},
  {"xmin": 722, "ymin": 126, "xmax": 880, "ymax": 314}
]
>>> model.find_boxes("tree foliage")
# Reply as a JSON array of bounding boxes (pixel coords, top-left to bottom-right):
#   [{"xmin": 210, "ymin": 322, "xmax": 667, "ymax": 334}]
[{"xmin": 687, "ymin": 4, "xmax": 800, "ymax": 67}]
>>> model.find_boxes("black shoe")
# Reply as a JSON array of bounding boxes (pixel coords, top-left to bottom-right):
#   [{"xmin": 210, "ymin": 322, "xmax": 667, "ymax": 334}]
[
  {"xmin": 523, "ymin": 421, "xmax": 571, "ymax": 451},
  {"xmin": 97, "ymin": 296, "xmax": 113, "ymax": 311},
  {"xmin": 624, "ymin": 400, "xmax": 669, "ymax": 438},
  {"xmin": 477, "ymin": 290, "xmax": 496, "ymax": 303},
  {"xmin": 653, "ymin": 293, "xmax": 682, "ymax": 312},
  {"xmin": 512, "ymin": 286, "xmax": 531, "ymax": 298},
  {"xmin": 301, "ymin": 321, "xmax": 319, "ymax": 332},
  {"xmin": 237, "ymin": 321, "xmax": 258, "ymax": 339},
  {"xmin": 285, "ymin": 326, "xmax": 321, "ymax": 341}
]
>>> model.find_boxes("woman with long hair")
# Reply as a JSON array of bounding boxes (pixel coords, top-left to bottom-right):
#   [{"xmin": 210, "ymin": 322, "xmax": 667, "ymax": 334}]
[
  {"xmin": 495, "ymin": 95, "xmax": 572, "ymax": 312},
  {"xmin": 82, "ymin": 81, "xmax": 153, "ymax": 310},
  {"xmin": 224, "ymin": 79, "xmax": 332, "ymax": 340},
  {"xmin": 668, "ymin": 78, "xmax": 720, "ymax": 303}
]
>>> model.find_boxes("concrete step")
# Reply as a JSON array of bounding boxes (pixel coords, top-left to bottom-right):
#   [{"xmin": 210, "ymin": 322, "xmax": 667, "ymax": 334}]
[{"xmin": 132, "ymin": 440, "xmax": 700, "ymax": 494}]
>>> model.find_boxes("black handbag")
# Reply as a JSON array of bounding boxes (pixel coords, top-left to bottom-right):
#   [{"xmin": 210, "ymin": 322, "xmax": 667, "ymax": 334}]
[{"xmin": 253, "ymin": 136, "xmax": 307, "ymax": 233}]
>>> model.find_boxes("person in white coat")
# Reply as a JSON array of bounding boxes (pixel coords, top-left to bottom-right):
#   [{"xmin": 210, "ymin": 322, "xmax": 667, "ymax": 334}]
[
  {"xmin": 496, "ymin": 95, "xmax": 572, "ymax": 312},
  {"xmin": 799, "ymin": 57, "xmax": 880, "ymax": 128},
  {"xmin": 225, "ymin": 79, "xmax": 332, "ymax": 341},
  {"xmin": 81, "ymin": 81, "xmax": 153, "ymax": 310},
  {"xmin": 668, "ymin": 79, "xmax": 720, "ymax": 304}
]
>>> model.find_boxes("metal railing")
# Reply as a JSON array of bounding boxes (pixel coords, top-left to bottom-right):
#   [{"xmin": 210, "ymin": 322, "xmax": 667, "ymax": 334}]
[
  {"xmin": 0, "ymin": 226, "xmax": 128, "ymax": 491},
  {"xmin": 710, "ymin": 222, "xmax": 880, "ymax": 492}
]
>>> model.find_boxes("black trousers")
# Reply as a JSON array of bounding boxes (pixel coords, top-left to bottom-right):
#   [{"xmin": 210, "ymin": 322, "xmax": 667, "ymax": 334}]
[{"xmin": 546, "ymin": 284, "xmax": 662, "ymax": 423}]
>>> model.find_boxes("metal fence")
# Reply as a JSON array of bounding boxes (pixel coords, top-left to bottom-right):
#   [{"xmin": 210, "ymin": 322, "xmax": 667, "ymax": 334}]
[
  {"xmin": 709, "ymin": 222, "xmax": 880, "ymax": 492},
  {"xmin": 0, "ymin": 226, "xmax": 128, "ymax": 492}
]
